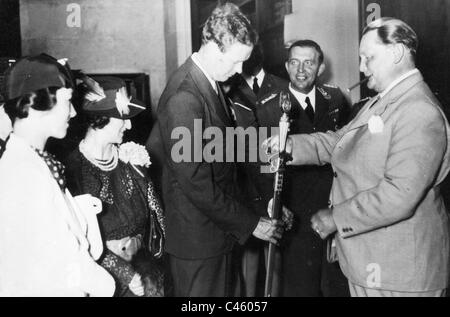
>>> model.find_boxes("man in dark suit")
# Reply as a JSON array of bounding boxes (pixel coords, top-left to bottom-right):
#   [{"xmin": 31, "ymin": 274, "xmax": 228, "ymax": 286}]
[
  {"xmin": 226, "ymin": 44, "xmax": 288, "ymax": 296},
  {"xmin": 146, "ymin": 3, "xmax": 282, "ymax": 297},
  {"xmin": 256, "ymin": 40, "xmax": 350, "ymax": 296}
]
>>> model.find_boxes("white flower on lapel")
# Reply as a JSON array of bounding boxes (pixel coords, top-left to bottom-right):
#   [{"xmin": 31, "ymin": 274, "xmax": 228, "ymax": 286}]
[
  {"xmin": 368, "ymin": 115, "xmax": 384, "ymax": 134},
  {"xmin": 119, "ymin": 141, "xmax": 151, "ymax": 167}
]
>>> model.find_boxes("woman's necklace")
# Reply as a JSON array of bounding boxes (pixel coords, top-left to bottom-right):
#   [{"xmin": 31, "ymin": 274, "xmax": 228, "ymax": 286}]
[{"xmin": 79, "ymin": 140, "xmax": 119, "ymax": 172}]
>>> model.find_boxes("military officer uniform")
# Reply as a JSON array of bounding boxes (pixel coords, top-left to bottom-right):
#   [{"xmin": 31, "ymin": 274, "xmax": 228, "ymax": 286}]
[
  {"xmin": 256, "ymin": 83, "xmax": 350, "ymax": 297},
  {"xmin": 226, "ymin": 71, "xmax": 287, "ymax": 296}
]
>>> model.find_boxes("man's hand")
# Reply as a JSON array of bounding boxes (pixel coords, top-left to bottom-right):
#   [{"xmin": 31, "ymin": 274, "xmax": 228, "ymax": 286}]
[
  {"xmin": 310, "ymin": 208, "xmax": 337, "ymax": 240},
  {"xmin": 267, "ymin": 198, "xmax": 294, "ymax": 231},
  {"xmin": 129, "ymin": 273, "xmax": 145, "ymax": 296},
  {"xmin": 262, "ymin": 135, "xmax": 293, "ymax": 157},
  {"xmin": 252, "ymin": 217, "xmax": 283, "ymax": 245}
]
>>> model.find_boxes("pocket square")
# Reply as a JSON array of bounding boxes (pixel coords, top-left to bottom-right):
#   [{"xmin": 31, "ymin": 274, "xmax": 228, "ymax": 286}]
[{"xmin": 368, "ymin": 115, "xmax": 384, "ymax": 134}]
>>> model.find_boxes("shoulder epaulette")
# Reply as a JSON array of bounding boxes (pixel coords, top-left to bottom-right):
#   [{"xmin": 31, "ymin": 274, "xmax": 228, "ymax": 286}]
[
  {"xmin": 317, "ymin": 86, "xmax": 332, "ymax": 100},
  {"xmin": 323, "ymin": 83, "xmax": 338, "ymax": 89},
  {"xmin": 233, "ymin": 102, "xmax": 252, "ymax": 112}
]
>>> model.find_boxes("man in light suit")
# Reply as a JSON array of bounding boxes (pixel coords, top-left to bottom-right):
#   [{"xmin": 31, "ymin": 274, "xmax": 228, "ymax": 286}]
[
  {"xmin": 146, "ymin": 3, "xmax": 282, "ymax": 297},
  {"xmin": 265, "ymin": 18, "xmax": 450, "ymax": 296}
]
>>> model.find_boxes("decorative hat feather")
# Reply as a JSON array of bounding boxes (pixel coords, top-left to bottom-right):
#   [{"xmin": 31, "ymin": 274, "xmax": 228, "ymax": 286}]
[{"xmin": 79, "ymin": 73, "xmax": 106, "ymax": 102}]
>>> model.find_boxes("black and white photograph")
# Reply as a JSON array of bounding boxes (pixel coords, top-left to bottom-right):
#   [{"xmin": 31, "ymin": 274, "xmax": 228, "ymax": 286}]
[{"xmin": 0, "ymin": 0, "xmax": 450, "ymax": 301}]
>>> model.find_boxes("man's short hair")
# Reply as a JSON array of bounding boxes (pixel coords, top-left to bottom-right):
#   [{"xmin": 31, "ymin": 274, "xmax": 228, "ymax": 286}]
[
  {"xmin": 287, "ymin": 40, "xmax": 324, "ymax": 64},
  {"xmin": 201, "ymin": 2, "xmax": 258, "ymax": 52},
  {"xmin": 363, "ymin": 17, "xmax": 418, "ymax": 60}
]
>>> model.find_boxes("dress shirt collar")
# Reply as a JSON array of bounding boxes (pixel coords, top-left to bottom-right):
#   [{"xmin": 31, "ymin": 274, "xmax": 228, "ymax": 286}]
[
  {"xmin": 191, "ymin": 53, "xmax": 217, "ymax": 94},
  {"xmin": 289, "ymin": 84, "xmax": 316, "ymax": 110},
  {"xmin": 379, "ymin": 68, "xmax": 419, "ymax": 99},
  {"xmin": 245, "ymin": 69, "xmax": 266, "ymax": 90}
]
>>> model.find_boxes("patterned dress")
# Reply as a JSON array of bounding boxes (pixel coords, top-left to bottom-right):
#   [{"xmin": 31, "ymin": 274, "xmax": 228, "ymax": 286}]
[{"xmin": 66, "ymin": 148, "xmax": 166, "ymax": 296}]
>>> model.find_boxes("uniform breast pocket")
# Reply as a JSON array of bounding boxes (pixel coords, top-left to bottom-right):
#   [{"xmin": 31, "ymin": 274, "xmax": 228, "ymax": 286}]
[{"xmin": 327, "ymin": 108, "xmax": 341, "ymax": 130}]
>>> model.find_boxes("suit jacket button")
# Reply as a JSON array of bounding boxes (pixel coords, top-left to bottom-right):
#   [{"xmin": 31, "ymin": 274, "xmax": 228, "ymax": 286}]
[{"xmin": 334, "ymin": 171, "xmax": 338, "ymax": 178}]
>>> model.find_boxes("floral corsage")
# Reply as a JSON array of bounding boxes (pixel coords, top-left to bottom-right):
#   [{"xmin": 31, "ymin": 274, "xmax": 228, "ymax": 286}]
[{"xmin": 119, "ymin": 141, "xmax": 151, "ymax": 177}]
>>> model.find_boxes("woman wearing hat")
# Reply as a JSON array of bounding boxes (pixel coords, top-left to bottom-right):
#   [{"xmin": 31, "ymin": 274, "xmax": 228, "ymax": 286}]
[
  {"xmin": 0, "ymin": 54, "xmax": 115, "ymax": 296},
  {"xmin": 66, "ymin": 76, "xmax": 165, "ymax": 297}
]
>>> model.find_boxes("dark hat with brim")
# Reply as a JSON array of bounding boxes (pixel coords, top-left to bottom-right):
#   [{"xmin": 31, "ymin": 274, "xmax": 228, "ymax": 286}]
[
  {"xmin": 82, "ymin": 76, "xmax": 146, "ymax": 119},
  {"xmin": 5, "ymin": 53, "xmax": 73, "ymax": 100}
]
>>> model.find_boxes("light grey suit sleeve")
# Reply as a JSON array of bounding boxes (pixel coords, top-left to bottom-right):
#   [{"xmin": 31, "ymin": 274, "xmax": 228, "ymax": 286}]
[{"xmin": 289, "ymin": 127, "xmax": 348, "ymax": 166}]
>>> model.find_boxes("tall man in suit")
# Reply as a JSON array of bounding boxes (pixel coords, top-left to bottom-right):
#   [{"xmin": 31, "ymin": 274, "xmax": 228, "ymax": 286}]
[
  {"xmin": 267, "ymin": 18, "xmax": 450, "ymax": 297},
  {"xmin": 147, "ymin": 3, "xmax": 282, "ymax": 297},
  {"xmin": 226, "ymin": 44, "xmax": 288, "ymax": 296},
  {"xmin": 257, "ymin": 40, "xmax": 350, "ymax": 296}
]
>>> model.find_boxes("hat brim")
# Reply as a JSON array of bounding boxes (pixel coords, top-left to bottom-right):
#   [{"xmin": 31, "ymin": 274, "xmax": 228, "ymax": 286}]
[
  {"xmin": 114, "ymin": 96, "xmax": 146, "ymax": 119},
  {"xmin": 84, "ymin": 96, "xmax": 146, "ymax": 119}
]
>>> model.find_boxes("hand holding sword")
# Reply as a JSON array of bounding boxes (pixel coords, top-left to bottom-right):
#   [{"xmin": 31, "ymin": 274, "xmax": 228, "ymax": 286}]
[{"xmin": 263, "ymin": 91, "xmax": 293, "ymax": 297}]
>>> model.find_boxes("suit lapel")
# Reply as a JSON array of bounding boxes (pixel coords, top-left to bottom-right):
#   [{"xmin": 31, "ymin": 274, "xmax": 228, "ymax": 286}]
[
  {"xmin": 188, "ymin": 58, "xmax": 233, "ymax": 126},
  {"xmin": 217, "ymin": 83, "xmax": 234, "ymax": 124},
  {"xmin": 347, "ymin": 72, "xmax": 425, "ymax": 132},
  {"xmin": 236, "ymin": 78, "xmax": 257, "ymax": 112}
]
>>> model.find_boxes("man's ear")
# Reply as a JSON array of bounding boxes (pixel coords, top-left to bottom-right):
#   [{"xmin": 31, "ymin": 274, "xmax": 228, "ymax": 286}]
[
  {"xmin": 285, "ymin": 61, "xmax": 289, "ymax": 73},
  {"xmin": 392, "ymin": 43, "xmax": 405, "ymax": 64},
  {"xmin": 318, "ymin": 63, "xmax": 326, "ymax": 77}
]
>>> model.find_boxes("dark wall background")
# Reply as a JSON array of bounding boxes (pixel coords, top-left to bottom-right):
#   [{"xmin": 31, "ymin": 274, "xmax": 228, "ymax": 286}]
[
  {"xmin": 360, "ymin": 0, "xmax": 450, "ymax": 110},
  {"xmin": 0, "ymin": 0, "xmax": 21, "ymax": 58},
  {"xmin": 191, "ymin": 0, "xmax": 292, "ymax": 79},
  {"xmin": 0, "ymin": 0, "xmax": 21, "ymax": 99}
]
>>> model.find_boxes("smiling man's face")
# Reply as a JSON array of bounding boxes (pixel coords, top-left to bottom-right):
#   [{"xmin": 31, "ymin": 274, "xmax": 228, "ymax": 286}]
[{"xmin": 286, "ymin": 46, "xmax": 324, "ymax": 94}]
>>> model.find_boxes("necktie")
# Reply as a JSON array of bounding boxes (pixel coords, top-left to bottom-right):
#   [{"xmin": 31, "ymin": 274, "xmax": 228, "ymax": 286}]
[
  {"xmin": 252, "ymin": 77, "xmax": 260, "ymax": 95},
  {"xmin": 305, "ymin": 96, "xmax": 314, "ymax": 123},
  {"xmin": 216, "ymin": 82, "xmax": 235, "ymax": 125}
]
